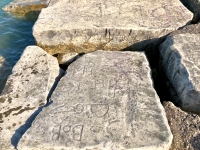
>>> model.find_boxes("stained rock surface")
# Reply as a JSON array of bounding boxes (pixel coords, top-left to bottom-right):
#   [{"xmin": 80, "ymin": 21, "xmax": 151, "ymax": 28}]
[
  {"xmin": 32, "ymin": 0, "xmax": 192, "ymax": 55},
  {"xmin": 0, "ymin": 46, "xmax": 60, "ymax": 150},
  {"xmin": 160, "ymin": 34, "xmax": 200, "ymax": 113},
  {"xmin": 18, "ymin": 51, "xmax": 172, "ymax": 150},
  {"xmin": 2, "ymin": 0, "xmax": 51, "ymax": 15},
  {"xmin": 163, "ymin": 101, "xmax": 200, "ymax": 150}
]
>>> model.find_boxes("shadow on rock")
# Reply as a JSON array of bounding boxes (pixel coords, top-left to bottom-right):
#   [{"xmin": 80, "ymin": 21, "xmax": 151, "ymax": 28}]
[
  {"xmin": 190, "ymin": 134, "xmax": 200, "ymax": 150},
  {"xmin": 11, "ymin": 101, "xmax": 53, "ymax": 148}
]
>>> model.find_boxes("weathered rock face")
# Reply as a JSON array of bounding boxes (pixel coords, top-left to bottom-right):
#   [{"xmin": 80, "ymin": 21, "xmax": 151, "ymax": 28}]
[
  {"xmin": 163, "ymin": 101, "xmax": 200, "ymax": 150},
  {"xmin": 0, "ymin": 56, "xmax": 12, "ymax": 93},
  {"xmin": 160, "ymin": 34, "xmax": 200, "ymax": 113},
  {"xmin": 180, "ymin": 0, "xmax": 200, "ymax": 23},
  {"xmin": 2, "ymin": 0, "xmax": 50, "ymax": 15},
  {"xmin": 33, "ymin": 0, "xmax": 192, "ymax": 55},
  {"xmin": 0, "ymin": 46, "xmax": 60, "ymax": 150},
  {"xmin": 18, "ymin": 51, "xmax": 172, "ymax": 150}
]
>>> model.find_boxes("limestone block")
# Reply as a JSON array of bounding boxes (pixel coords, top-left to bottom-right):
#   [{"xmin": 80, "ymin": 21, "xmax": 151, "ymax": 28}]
[
  {"xmin": 32, "ymin": 0, "xmax": 192, "ymax": 55},
  {"xmin": 2, "ymin": 0, "xmax": 50, "ymax": 15},
  {"xmin": 163, "ymin": 101, "xmax": 200, "ymax": 150},
  {"xmin": 18, "ymin": 51, "xmax": 172, "ymax": 150},
  {"xmin": 160, "ymin": 34, "xmax": 200, "ymax": 113},
  {"xmin": 0, "ymin": 46, "xmax": 60, "ymax": 150}
]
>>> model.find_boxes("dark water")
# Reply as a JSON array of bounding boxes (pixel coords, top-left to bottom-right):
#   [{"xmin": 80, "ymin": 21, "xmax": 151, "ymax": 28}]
[{"xmin": 0, "ymin": 0, "xmax": 37, "ymax": 93}]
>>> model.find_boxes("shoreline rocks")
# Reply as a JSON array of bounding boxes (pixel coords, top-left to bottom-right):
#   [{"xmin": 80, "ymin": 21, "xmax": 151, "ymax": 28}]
[
  {"xmin": 33, "ymin": 0, "xmax": 192, "ymax": 55},
  {"xmin": 2, "ymin": 0, "xmax": 51, "ymax": 15},
  {"xmin": 0, "ymin": 46, "xmax": 61, "ymax": 150}
]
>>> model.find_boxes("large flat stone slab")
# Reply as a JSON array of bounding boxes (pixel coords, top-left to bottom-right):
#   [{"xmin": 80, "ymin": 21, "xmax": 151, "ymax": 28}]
[
  {"xmin": 18, "ymin": 51, "xmax": 172, "ymax": 150},
  {"xmin": 160, "ymin": 34, "xmax": 200, "ymax": 113},
  {"xmin": 33, "ymin": 0, "xmax": 192, "ymax": 55},
  {"xmin": 163, "ymin": 101, "xmax": 200, "ymax": 150},
  {"xmin": 2, "ymin": 0, "xmax": 50, "ymax": 15},
  {"xmin": 0, "ymin": 46, "xmax": 60, "ymax": 150}
]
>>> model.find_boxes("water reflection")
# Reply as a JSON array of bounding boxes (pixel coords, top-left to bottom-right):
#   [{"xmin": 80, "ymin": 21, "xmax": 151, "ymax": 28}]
[{"xmin": 0, "ymin": 0, "xmax": 37, "ymax": 93}]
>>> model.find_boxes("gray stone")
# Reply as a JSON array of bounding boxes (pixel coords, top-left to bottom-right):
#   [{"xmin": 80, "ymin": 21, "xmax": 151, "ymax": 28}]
[
  {"xmin": 0, "ymin": 46, "xmax": 60, "ymax": 150},
  {"xmin": 160, "ymin": 34, "xmax": 200, "ymax": 113},
  {"xmin": 18, "ymin": 51, "xmax": 172, "ymax": 150},
  {"xmin": 33, "ymin": 0, "xmax": 192, "ymax": 55},
  {"xmin": 180, "ymin": 0, "xmax": 200, "ymax": 23},
  {"xmin": 0, "ymin": 56, "xmax": 12, "ymax": 93},
  {"xmin": 163, "ymin": 101, "xmax": 200, "ymax": 150},
  {"xmin": 2, "ymin": 0, "xmax": 50, "ymax": 15}
]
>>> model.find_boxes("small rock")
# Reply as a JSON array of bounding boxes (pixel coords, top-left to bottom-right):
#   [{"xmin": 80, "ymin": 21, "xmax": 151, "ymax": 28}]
[
  {"xmin": 2, "ymin": 0, "xmax": 50, "ymax": 15},
  {"xmin": 57, "ymin": 52, "xmax": 79, "ymax": 65}
]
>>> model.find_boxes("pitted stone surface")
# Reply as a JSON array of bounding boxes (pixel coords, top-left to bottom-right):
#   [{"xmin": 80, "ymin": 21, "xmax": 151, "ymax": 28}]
[
  {"xmin": 163, "ymin": 101, "xmax": 200, "ymax": 150},
  {"xmin": 18, "ymin": 51, "xmax": 172, "ymax": 150},
  {"xmin": 2, "ymin": 0, "xmax": 50, "ymax": 15},
  {"xmin": 160, "ymin": 34, "xmax": 200, "ymax": 113},
  {"xmin": 0, "ymin": 46, "xmax": 60, "ymax": 150},
  {"xmin": 32, "ymin": 0, "xmax": 192, "ymax": 55}
]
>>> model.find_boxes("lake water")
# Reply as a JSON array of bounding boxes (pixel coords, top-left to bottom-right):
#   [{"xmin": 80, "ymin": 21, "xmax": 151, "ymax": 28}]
[{"xmin": 0, "ymin": 0, "xmax": 37, "ymax": 93}]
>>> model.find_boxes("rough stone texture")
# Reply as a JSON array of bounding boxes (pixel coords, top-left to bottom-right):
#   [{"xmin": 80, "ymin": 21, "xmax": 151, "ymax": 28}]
[
  {"xmin": 0, "ymin": 46, "xmax": 60, "ymax": 150},
  {"xmin": 180, "ymin": 0, "xmax": 200, "ymax": 23},
  {"xmin": 170, "ymin": 23, "xmax": 200, "ymax": 36},
  {"xmin": 2, "ymin": 0, "xmax": 50, "ymax": 15},
  {"xmin": 163, "ymin": 101, "xmax": 200, "ymax": 150},
  {"xmin": 0, "ymin": 56, "xmax": 12, "ymax": 93},
  {"xmin": 33, "ymin": 0, "xmax": 192, "ymax": 55},
  {"xmin": 160, "ymin": 34, "xmax": 200, "ymax": 113},
  {"xmin": 57, "ymin": 52, "xmax": 79, "ymax": 65},
  {"xmin": 18, "ymin": 51, "xmax": 172, "ymax": 150}
]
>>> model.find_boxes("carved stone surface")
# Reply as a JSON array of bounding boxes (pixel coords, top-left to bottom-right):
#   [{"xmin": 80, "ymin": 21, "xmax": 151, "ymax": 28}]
[
  {"xmin": 2, "ymin": 0, "xmax": 50, "ymax": 15},
  {"xmin": 18, "ymin": 51, "xmax": 172, "ymax": 150},
  {"xmin": 0, "ymin": 46, "xmax": 60, "ymax": 150},
  {"xmin": 32, "ymin": 0, "xmax": 192, "ymax": 55},
  {"xmin": 160, "ymin": 34, "xmax": 200, "ymax": 113},
  {"xmin": 163, "ymin": 101, "xmax": 200, "ymax": 150}
]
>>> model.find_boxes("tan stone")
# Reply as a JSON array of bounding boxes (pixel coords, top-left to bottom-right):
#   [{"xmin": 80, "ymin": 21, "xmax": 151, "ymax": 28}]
[
  {"xmin": 2, "ymin": 0, "xmax": 50, "ymax": 15},
  {"xmin": 33, "ymin": 0, "xmax": 192, "ymax": 55},
  {"xmin": 163, "ymin": 101, "xmax": 200, "ymax": 150}
]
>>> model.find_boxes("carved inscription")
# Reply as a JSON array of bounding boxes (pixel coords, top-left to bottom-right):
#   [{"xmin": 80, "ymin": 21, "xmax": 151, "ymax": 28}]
[
  {"xmin": 52, "ymin": 124, "xmax": 84, "ymax": 141},
  {"xmin": 49, "ymin": 52, "xmax": 142, "ymax": 145}
]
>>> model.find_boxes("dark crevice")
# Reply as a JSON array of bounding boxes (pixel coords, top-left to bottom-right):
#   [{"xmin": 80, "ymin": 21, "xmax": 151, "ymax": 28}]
[
  {"xmin": 46, "ymin": 69, "xmax": 65, "ymax": 103},
  {"xmin": 59, "ymin": 53, "xmax": 85, "ymax": 71}
]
